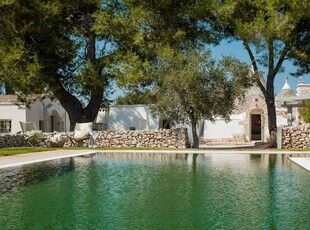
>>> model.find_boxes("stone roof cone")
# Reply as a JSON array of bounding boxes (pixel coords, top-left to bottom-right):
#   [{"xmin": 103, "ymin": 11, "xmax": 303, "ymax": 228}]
[{"xmin": 277, "ymin": 76, "xmax": 296, "ymax": 98}]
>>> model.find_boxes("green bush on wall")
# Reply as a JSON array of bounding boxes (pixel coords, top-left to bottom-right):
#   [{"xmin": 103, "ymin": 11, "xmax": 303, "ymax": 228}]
[{"xmin": 299, "ymin": 100, "xmax": 310, "ymax": 123}]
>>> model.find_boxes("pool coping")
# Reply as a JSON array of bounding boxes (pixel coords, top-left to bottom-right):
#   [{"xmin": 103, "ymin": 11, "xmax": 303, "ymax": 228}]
[
  {"xmin": 0, "ymin": 149, "xmax": 310, "ymax": 170},
  {"xmin": 289, "ymin": 157, "xmax": 310, "ymax": 172},
  {"xmin": 0, "ymin": 150, "xmax": 96, "ymax": 169}
]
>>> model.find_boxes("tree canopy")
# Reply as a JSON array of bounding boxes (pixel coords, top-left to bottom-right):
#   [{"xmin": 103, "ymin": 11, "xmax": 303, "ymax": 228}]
[
  {"xmin": 0, "ymin": 0, "xmax": 148, "ymax": 129},
  {"xmin": 151, "ymin": 48, "xmax": 252, "ymax": 148},
  {"xmin": 1, "ymin": 0, "xmax": 309, "ymax": 136},
  {"xmin": 112, "ymin": 0, "xmax": 220, "ymax": 102},
  {"xmin": 116, "ymin": 0, "xmax": 310, "ymax": 139},
  {"xmin": 196, "ymin": 0, "xmax": 310, "ymax": 135}
]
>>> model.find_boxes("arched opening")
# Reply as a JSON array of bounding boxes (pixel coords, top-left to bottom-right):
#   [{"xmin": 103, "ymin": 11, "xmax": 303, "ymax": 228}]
[{"xmin": 249, "ymin": 109, "xmax": 263, "ymax": 141}]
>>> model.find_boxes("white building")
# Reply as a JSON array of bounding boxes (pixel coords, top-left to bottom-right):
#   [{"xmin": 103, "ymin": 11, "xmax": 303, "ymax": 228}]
[
  {"xmin": 2, "ymin": 78, "xmax": 308, "ymax": 143},
  {"xmin": 0, "ymin": 95, "xmax": 70, "ymax": 134},
  {"xmin": 203, "ymin": 78, "xmax": 310, "ymax": 142},
  {"xmin": 96, "ymin": 104, "xmax": 161, "ymax": 130},
  {"xmin": 97, "ymin": 78, "xmax": 310, "ymax": 143}
]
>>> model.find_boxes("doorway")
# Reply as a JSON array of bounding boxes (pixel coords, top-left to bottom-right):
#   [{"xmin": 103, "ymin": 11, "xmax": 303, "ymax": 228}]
[
  {"xmin": 251, "ymin": 114, "xmax": 261, "ymax": 140},
  {"xmin": 50, "ymin": 110, "xmax": 61, "ymax": 131}
]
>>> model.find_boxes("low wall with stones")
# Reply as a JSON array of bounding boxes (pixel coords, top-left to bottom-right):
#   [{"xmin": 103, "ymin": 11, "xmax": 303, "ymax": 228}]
[
  {"xmin": 0, "ymin": 128, "xmax": 190, "ymax": 148},
  {"xmin": 202, "ymin": 137, "xmax": 248, "ymax": 145},
  {"xmin": 281, "ymin": 124, "xmax": 310, "ymax": 149},
  {"xmin": 95, "ymin": 128, "xmax": 190, "ymax": 148},
  {"xmin": 0, "ymin": 135, "xmax": 26, "ymax": 148}
]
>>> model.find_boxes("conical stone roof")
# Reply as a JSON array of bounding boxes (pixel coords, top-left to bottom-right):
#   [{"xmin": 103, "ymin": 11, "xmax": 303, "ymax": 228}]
[{"xmin": 276, "ymin": 76, "xmax": 296, "ymax": 98}]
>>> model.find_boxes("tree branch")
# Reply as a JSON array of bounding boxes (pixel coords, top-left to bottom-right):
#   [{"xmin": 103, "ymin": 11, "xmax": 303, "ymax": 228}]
[
  {"xmin": 243, "ymin": 41, "xmax": 267, "ymax": 97},
  {"xmin": 243, "ymin": 41, "xmax": 258, "ymax": 72},
  {"xmin": 273, "ymin": 42, "xmax": 290, "ymax": 77}
]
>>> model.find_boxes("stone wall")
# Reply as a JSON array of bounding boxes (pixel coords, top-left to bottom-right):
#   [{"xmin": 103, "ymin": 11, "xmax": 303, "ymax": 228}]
[
  {"xmin": 0, "ymin": 128, "xmax": 190, "ymax": 148},
  {"xmin": 281, "ymin": 124, "xmax": 310, "ymax": 149},
  {"xmin": 95, "ymin": 128, "xmax": 190, "ymax": 148},
  {"xmin": 0, "ymin": 135, "xmax": 26, "ymax": 148},
  {"xmin": 202, "ymin": 137, "xmax": 248, "ymax": 146}
]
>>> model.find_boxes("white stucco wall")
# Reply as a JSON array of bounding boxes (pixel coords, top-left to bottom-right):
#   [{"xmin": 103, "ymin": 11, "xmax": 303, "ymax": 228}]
[
  {"xmin": 276, "ymin": 115, "xmax": 288, "ymax": 127},
  {"xmin": 43, "ymin": 99, "xmax": 70, "ymax": 132},
  {"xmin": 0, "ymin": 97, "xmax": 69, "ymax": 134},
  {"xmin": 26, "ymin": 100, "xmax": 44, "ymax": 130},
  {"xmin": 99, "ymin": 105, "xmax": 159, "ymax": 130},
  {"xmin": 0, "ymin": 103, "xmax": 26, "ymax": 134},
  {"xmin": 204, "ymin": 113, "xmax": 246, "ymax": 139}
]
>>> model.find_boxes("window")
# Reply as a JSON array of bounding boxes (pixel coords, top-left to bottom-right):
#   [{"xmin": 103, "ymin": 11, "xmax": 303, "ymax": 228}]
[{"xmin": 0, "ymin": 120, "xmax": 12, "ymax": 133}]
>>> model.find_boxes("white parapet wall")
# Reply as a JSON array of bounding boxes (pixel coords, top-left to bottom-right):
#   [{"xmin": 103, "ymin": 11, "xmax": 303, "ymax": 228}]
[{"xmin": 97, "ymin": 105, "xmax": 159, "ymax": 131}]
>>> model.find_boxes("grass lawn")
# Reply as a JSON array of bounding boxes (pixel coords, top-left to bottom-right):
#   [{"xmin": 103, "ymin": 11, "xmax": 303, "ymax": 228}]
[
  {"xmin": 0, "ymin": 147, "xmax": 191, "ymax": 157},
  {"xmin": 0, "ymin": 147, "xmax": 59, "ymax": 157}
]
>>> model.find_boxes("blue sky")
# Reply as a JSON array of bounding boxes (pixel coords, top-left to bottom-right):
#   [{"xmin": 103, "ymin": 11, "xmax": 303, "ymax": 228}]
[
  {"xmin": 207, "ymin": 40, "xmax": 310, "ymax": 94},
  {"xmin": 111, "ymin": 40, "xmax": 309, "ymax": 100}
]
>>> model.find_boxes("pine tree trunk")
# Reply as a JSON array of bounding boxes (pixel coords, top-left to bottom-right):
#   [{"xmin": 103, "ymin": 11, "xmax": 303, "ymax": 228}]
[
  {"xmin": 265, "ymin": 93, "xmax": 277, "ymax": 134},
  {"xmin": 53, "ymin": 83, "xmax": 103, "ymax": 131},
  {"xmin": 55, "ymin": 17, "xmax": 103, "ymax": 131},
  {"xmin": 265, "ymin": 76, "xmax": 277, "ymax": 134},
  {"xmin": 265, "ymin": 77, "xmax": 277, "ymax": 147}
]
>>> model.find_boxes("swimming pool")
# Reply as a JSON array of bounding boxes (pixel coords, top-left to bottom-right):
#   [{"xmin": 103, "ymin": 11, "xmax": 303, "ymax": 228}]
[{"xmin": 0, "ymin": 152, "xmax": 309, "ymax": 229}]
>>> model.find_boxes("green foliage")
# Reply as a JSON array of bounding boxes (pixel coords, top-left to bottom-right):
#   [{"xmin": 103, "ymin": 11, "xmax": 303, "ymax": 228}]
[
  {"xmin": 116, "ymin": 89, "xmax": 156, "ymax": 105},
  {"xmin": 299, "ymin": 100, "xmax": 310, "ymax": 123},
  {"xmin": 0, "ymin": 0, "xmax": 150, "ymax": 127},
  {"xmin": 122, "ymin": 0, "xmax": 207, "ymax": 48},
  {"xmin": 212, "ymin": 0, "xmax": 310, "ymax": 74},
  {"xmin": 195, "ymin": 0, "xmax": 310, "ymax": 133},
  {"xmin": 151, "ymin": 47, "xmax": 252, "ymax": 125},
  {"xmin": 103, "ymin": 0, "xmax": 220, "ymax": 96}
]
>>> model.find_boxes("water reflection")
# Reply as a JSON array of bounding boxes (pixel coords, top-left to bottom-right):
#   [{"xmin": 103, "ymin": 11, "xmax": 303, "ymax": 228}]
[
  {"xmin": 0, "ymin": 156, "xmax": 96, "ymax": 194},
  {"xmin": 0, "ymin": 153, "xmax": 306, "ymax": 195},
  {"xmin": 0, "ymin": 152, "xmax": 309, "ymax": 229}
]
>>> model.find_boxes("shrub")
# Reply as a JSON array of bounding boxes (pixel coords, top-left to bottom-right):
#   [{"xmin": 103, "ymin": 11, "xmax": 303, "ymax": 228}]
[{"xmin": 299, "ymin": 100, "xmax": 310, "ymax": 123}]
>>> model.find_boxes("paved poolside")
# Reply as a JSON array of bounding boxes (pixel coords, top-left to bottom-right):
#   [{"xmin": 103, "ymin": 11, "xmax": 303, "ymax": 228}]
[
  {"xmin": 0, "ymin": 149, "xmax": 310, "ymax": 171},
  {"xmin": 290, "ymin": 157, "xmax": 310, "ymax": 171}
]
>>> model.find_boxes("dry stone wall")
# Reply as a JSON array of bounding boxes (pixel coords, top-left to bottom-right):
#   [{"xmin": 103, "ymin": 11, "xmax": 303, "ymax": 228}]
[
  {"xmin": 96, "ymin": 128, "xmax": 190, "ymax": 148},
  {"xmin": 0, "ymin": 134, "xmax": 26, "ymax": 148},
  {"xmin": 0, "ymin": 128, "xmax": 190, "ymax": 148},
  {"xmin": 281, "ymin": 124, "xmax": 310, "ymax": 149}
]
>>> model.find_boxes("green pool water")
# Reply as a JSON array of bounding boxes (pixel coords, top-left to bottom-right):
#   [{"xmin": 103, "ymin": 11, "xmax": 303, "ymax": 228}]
[{"xmin": 0, "ymin": 153, "xmax": 310, "ymax": 229}]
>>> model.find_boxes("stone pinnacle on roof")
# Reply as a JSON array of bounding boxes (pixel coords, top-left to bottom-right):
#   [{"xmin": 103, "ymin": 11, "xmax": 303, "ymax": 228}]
[
  {"xmin": 276, "ymin": 76, "xmax": 296, "ymax": 98},
  {"xmin": 283, "ymin": 76, "xmax": 291, "ymax": 90}
]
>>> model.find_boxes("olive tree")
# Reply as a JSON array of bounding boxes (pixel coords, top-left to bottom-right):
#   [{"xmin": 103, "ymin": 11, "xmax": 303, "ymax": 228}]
[{"xmin": 151, "ymin": 48, "xmax": 252, "ymax": 148}]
